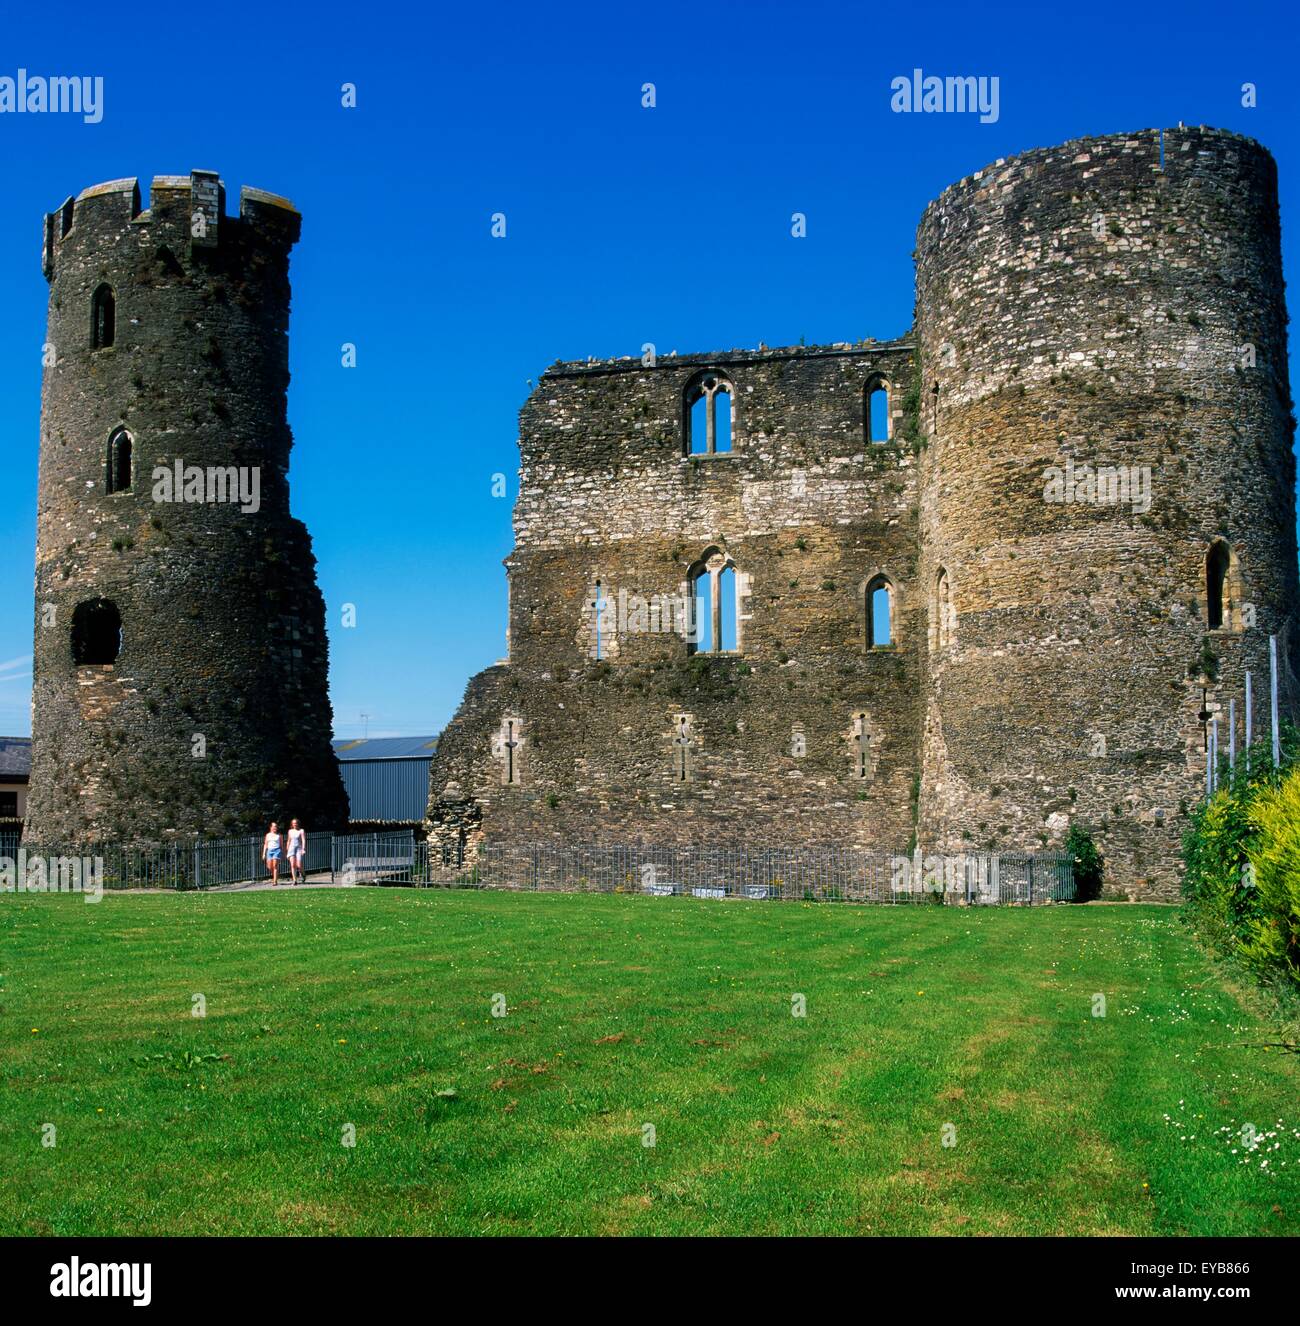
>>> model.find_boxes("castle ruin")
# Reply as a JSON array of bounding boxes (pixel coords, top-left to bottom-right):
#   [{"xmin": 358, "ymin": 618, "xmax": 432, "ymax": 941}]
[
  {"xmin": 26, "ymin": 171, "xmax": 348, "ymax": 843},
  {"xmin": 426, "ymin": 126, "xmax": 1299, "ymax": 899}
]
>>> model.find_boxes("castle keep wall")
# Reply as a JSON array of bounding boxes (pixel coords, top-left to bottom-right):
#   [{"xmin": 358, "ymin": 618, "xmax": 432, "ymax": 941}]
[
  {"xmin": 915, "ymin": 126, "xmax": 1298, "ymax": 893},
  {"xmin": 430, "ymin": 345, "xmax": 924, "ymax": 855},
  {"xmin": 26, "ymin": 171, "xmax": 348, "ymax": 843},
  {"xmin": 429, "ymin": 127, "xmax": 1298, "ymax": 900}
]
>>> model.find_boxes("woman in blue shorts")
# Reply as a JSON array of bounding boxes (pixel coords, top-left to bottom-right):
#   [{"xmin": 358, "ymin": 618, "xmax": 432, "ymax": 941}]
[{"xmin": 263, "ymin": 822, "xmax": 283, "ymax": 885}]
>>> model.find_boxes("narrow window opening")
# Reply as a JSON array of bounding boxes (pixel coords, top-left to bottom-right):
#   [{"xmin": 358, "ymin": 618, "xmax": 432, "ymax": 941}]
[
  {"xmin": 866, "ymin": 379, "xmax": 890, "ymax": 443},
  {"xmin": 713, "ymin": 388, "xmax": 732, "ymax": 453},
  {"xmin": 673, "ymin": 716, "xmax": 694, "ymax": 782},
  {"xmin": 718, "ymin": 565, "xmax": 737, "ymax": 650},
  {"xmin": 91, "ymin": 284, "xmax": 115, "ymax": 350},
  {"xmin": 106, "ymin": 429, "xmax": 132, "ymax": 494},
  {"xmin": 689, "ymin": 394, "xmax": 710, "ymax": 455},
  {"xmin": 867, "ymin": 578, "xmax": 893, "ymax": 649},
  {"xmin": 693, "ymin": 570, "xmax": 713, "ymax": 653},
  {"xmin": 934, "ymin": 567, "xmax": 951, "ymax": 650},
  {"xmin": 871, "ymin": 587, "xmax": 892, "ymax": 645},
  {"xmin": 504, "ymin": 720, "xmax": 519, "ymax": 784},
  {"xmin": 1207, "ymin": 541, "xmax": 1231, "ymax": 629},
  {"xmin": 71, "ymin": 598, "xmax": 122, "ymax": 665},
  {"xmin": 853, "ymin": 713, "xmax": 870, "ymax": 780},
  {"xmin": 497, "ymin": 716, "xmax": 522, "ymax": 786}
]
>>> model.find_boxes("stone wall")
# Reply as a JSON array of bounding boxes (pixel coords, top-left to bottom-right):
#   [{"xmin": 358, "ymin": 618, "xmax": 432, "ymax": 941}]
[
  {"xmin": 915, "ymin": 126, "xmax": 1299, "ymax": 897},
  {"xmin": 26, "ymin": 171, "xmax": 348, "ymax": 844},
  {"xmin": 424, "ymin": 126, "xmax": 1298, "ymax": 900},
  {"xmin": 430, "ymin": 344, "xmax": 924, "ymax": 855}
]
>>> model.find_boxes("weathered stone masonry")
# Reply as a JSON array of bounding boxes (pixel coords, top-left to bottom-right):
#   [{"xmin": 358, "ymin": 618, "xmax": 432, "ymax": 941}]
[
  {"xmin": 429, "ymin": 125, "xmax": 1298, "ymax": 900},
  {"xmin": 26, "ymin": 171, "xmax": 348, "ymax": 843}
]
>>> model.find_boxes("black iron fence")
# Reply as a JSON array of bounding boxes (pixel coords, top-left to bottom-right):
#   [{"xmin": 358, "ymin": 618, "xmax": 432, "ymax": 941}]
[
  {"xmin": 417, "ymin": 842, "xmax": 1075, "ymax": 904},
  {"xmin": 0, "ymin": 830, "xmax": 1074, "ymax": 904},
  {"xmin": 5, "ymin": 831, "xmax": 347, "ymax": 891},
  {"xmin": 332, "ymin": 831, "xmax": 419, "ymax": 885}
]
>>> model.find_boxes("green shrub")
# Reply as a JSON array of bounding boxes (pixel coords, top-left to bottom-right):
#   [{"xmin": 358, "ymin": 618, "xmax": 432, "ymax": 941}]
[
  {"xmin": 1181, "ymin": 724, "xmax": 1300, "ymax": 980},
  {"xmin": 1182, "ymin": 730, "xmax": 1297, "ymax": 930},
  {"xmin": 1181, "ymin": 773, "xmax": 1263, "ymax": 941},
  {"xmin": 1240, "ymin": 767, "xmax": 1300, "ymax": 983}
]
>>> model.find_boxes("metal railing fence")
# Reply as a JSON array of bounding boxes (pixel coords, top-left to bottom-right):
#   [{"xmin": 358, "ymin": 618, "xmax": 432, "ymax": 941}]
[
  {"xmin": 0, "ymin": 830, "xmax": 1074, "ymax": 904},
  {"xmin": 413, "ymin": 842, "xmax": 1075, "ymax": 905}
]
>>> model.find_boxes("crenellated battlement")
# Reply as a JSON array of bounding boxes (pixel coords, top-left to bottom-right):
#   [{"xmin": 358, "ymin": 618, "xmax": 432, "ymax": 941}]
[{"xmin": 42, "ymin": 169, "xmax": 300, "ymax": 278}]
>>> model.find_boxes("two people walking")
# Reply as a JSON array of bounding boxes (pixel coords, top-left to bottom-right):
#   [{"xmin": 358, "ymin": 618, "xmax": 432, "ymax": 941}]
[{"xmin": 262, "ymin": 819, "xmax": 308, "ymax": 885}]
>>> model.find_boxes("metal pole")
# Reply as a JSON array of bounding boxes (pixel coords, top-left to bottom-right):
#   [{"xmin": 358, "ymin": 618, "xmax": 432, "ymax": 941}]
[
  {"xmin": 1246, "ymin": 671, "xmax": 1253, "ymax": 774},
  {"xmin": 1270, "ymin": 635, "xmax": 1281, "ymax": 769},
  {"xmin": 1210, "ymin": 716, "xmax": 1219, "ymax": 795},
  {"xmin": 1229, "ymin": 698, "xmax": 1236, "ymax": 773},
  {"xmin": 1206, "ymin": 731, "xmax": 1213, "ymax": 799}
]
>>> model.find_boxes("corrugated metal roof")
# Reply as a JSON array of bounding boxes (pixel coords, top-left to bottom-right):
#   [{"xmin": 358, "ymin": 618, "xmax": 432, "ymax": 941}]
[
  {"xmin": 331, "ymin": 735, "xmax": 438, "ymax": 761},
  {"xmin": 0, "ymin": 737, "xmax": 31, "ymax": 778},
  {"xmin": 338, "ymin": 758, "xmax": 431, "ymax": 821}
]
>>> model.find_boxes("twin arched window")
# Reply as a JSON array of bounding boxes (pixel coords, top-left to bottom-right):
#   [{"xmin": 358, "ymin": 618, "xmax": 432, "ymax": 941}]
[
  {"xmin": 91, "ymin": 284, "xmax": 115, "ymax": 350},
  {"xmin": 685, "ymin": 373, "xmax": 733, "ymax": 455},
  {"xmin": 689, "ymin": 549, "xmax": 739, "ymax": 652}
]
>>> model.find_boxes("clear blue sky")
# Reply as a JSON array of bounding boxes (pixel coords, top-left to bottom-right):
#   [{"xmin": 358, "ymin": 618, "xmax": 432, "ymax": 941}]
[{"xmin": 0, "ymin": 0, "xmax": 1295, "ymax": 737}]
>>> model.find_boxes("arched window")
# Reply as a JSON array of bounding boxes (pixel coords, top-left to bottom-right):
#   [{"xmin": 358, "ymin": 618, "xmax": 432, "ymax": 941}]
[
  {"xmin": 933, "ymin": 567, "xmax": 952, "ymax": 650},
  {"xmin": 106, "ymin": 428, "xmax": 132, "ymax": 494},
  {"xmin": 693, "ymin": 569, "xmax": 712, "ymax": 652},
  {"xmin": 71, "ymin": 598, "xmax": 122, "ymax": 665},
  {"xmin": 865, "ymin": 576, "xmax": 893, "ymax": 649},
  {"xmin": 1206, "ymin": 540, "xmax": 1238, "ymax": 630},
  {"xmin": 685, "ymin": 373, "xmax": 734, "ymax": 455},
  {"xmin": 718, "ymin": 565, "xmax": 737, "ymax": 649},
  {"xmin": 91, "ymin": 284, "xmax": 115, "ymax": 350},
  {"xmin": 865, "ymin": 376, "xmax": 891, "ymax": 444},
  {"xmin": 688, "ymin": 548, "xmax": 740, "ymax": 653}
]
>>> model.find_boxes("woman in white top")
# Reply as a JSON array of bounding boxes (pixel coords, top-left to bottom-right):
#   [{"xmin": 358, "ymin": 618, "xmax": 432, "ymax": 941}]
[
  {"xmin": 262, "ymin": 822, "xmax": 282, "ymax": 885},
  {"xmin": 286, "ymin": 820, "xmax": 307, "ymax": 885}
]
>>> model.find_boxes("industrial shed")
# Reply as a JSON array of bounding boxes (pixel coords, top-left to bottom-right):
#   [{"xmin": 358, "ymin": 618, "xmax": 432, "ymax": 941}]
[{"xmin": 331, "ymin": 736, "xmax": 438, "ymax": 825}]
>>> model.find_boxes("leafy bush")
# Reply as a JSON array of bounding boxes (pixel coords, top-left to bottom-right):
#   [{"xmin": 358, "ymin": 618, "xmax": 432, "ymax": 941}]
[
  {"xmin": 1240, "ymin": 767, "xmax": 1300, "ymax": 983},
  {"xmin": 1181, "ymin": 771, "xmax": 1266, "ymax": 942},
  {"xmin": 1182, "ymin": 724, "xmax": 1300, "ymax": 982}
]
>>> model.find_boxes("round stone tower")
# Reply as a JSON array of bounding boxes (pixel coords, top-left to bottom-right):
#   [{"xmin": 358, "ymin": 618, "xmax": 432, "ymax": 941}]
[
  {"xmin": 27, "ymin": 171, "xmax": 349, "ymax": 844},
  {"xmin": 915, "ymin": 127, "xmax": 1299, "ymax": 895}
]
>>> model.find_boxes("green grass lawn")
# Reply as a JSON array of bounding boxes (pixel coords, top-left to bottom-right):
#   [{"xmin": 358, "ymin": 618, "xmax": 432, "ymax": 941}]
[{"xmin": 1, "ymin": 888, "xmax": 1297, "ymax": 1236}]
